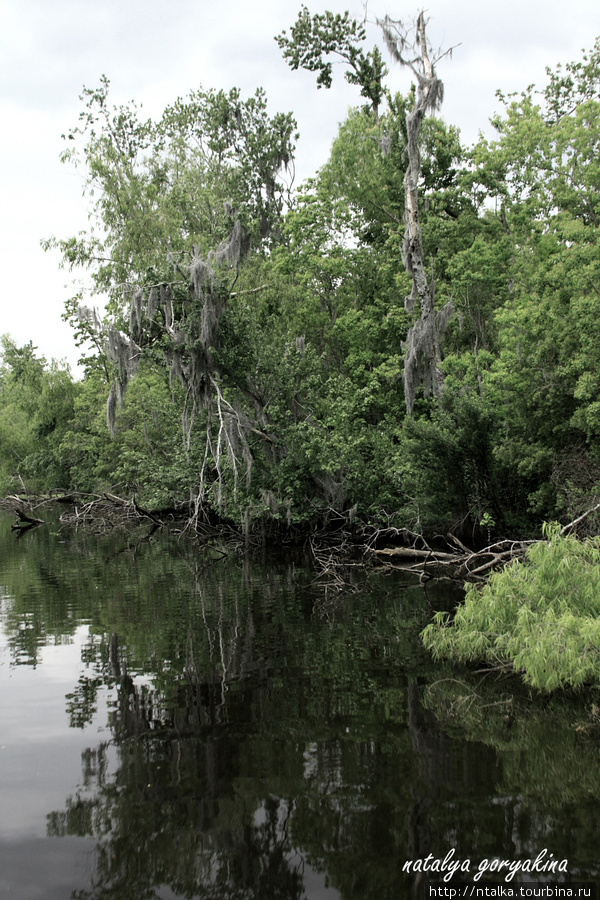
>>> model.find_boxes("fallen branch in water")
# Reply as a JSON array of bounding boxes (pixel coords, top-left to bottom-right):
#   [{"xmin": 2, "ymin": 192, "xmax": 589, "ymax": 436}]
[
  {"xmin": 367, "ymin": 505, "xmax": 600, "ymax": 582},
  {"xmin": 371, "ymin": 538, "xmax": 534, "ymax": 582},
  {"xmin": 2, "ymin": 497, "xmax": 46, "ymax": 531},
  {"xmin": 11, "ymin": 506, "xmax": 46, "ymax": 530}
]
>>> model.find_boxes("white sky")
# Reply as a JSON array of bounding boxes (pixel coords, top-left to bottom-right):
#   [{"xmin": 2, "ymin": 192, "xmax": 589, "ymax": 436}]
[{"xmin": 1, "ymin": 0, "xmax": 598, "ymax": 373}]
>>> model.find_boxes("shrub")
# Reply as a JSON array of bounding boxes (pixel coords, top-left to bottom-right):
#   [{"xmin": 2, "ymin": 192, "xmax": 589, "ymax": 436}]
[{"xmin": 422, "ymin": 524, "xmax": 600, "ymax": 690}]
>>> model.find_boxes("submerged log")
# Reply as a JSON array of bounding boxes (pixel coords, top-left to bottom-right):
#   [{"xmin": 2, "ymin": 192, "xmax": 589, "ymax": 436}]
[{"xmin": 10, "ymin": 504, "xmax": 45, "ymax": 531}]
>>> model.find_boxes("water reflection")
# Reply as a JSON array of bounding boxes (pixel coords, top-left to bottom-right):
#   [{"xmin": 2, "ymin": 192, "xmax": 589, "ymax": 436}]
[{"xmin": 0, "ymin": 512, "xmax": 599, "ymax": 898}]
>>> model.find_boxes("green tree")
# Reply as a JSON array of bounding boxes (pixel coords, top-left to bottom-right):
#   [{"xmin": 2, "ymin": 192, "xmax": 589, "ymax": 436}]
[
  {"xmin": 47, "ymin": 79, "xmax": 299, "ymax": 521},
  {"xmin": 48, "ymin": 76, "xmax": 297, "ymax": 311},
  {"xmin": 0, "ymin": 336, "xmax": 77, "ymax": 493},
  {"xmin": 462, "ymin": 42, "xmax": 600, "ymax": 521},
  {"xmin": 275, "ymin": 6, "xmax": 387, "ymax": 116},
  {"xmin": 423, "ymin": 525, "xmax": 600, "ymax": 691},
  {"xmin": 277, "ymin": 8, "xmax": 459, "ymax": 415}
]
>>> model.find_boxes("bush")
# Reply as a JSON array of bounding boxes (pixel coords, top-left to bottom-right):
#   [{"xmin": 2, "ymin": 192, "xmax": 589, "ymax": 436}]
[{"xmin": 422, "ymin": 523, "xmax": 600, "ymax": 690}]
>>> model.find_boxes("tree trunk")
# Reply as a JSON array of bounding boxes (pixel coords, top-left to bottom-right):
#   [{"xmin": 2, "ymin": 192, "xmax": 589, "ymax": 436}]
[{"xmin": 380, "ymin": 12, "xmax": 455, "ymax": 414}]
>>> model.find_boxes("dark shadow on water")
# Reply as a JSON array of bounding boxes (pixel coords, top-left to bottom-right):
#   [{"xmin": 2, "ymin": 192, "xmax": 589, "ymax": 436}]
[{"xmin": 1, "ymin": 513, "xmax": 599, "ymax": 898}]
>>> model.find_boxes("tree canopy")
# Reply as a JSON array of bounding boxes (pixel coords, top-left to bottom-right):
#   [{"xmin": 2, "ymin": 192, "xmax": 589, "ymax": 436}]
[{"xmin": 0, "ymin": 12, "xmax": 594, "ymax": 549}]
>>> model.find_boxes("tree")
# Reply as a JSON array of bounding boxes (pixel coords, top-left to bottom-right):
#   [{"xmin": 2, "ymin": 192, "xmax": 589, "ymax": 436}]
[
  {"xmin": 423, "ymin": 525, "xmax": 600, "ymax": 691},
  {"xmin": 377, "ymin": 12, "xmax": 456, "ymax": 414},
  {"xmin": 0, "ymin": 336, "xmax": 77, "ymax": 493},
  {"xmin": 48, "ymin": 80, "xmax": 298, "ymax": 521},
  {"xmin": 462, "ymin": 40, "xmax": 600, "ymax": 521},
  {"xmin": 275, "ymin": 6, "xmax": 387, "ymax": 117},
  {"xmin": 38, "ymin": 19, "xmax": 600, "ymax": 540},
  {"xmin": 277, "ymin": 8, "xmax": 458, "ymax": 416}
]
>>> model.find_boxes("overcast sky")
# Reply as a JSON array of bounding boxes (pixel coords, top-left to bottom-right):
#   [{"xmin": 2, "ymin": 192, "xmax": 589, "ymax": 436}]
[{"xmin": 1, "ymin": 0, "xmax": 598, "ymax": 373}]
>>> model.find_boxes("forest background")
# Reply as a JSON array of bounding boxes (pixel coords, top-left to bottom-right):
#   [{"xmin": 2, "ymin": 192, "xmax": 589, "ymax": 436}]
[{"xmin": 2, "ymin": 8, "xmax": 600, "ymax": 546}]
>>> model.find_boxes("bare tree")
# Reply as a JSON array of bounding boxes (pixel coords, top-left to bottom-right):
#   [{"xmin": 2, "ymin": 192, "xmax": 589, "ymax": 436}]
[{"xmin": 379, "ymin": 12, "xmax": 457, "ymax": 414}]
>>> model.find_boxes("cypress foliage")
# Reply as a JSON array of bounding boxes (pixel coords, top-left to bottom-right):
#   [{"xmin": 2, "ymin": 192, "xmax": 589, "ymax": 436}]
[{"xmin": 422, "ymin": 524, "xmax": 600, "ymax": 690}]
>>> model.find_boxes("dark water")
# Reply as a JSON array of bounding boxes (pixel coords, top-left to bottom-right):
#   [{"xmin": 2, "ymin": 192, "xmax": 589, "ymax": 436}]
[{"xmin": 1, "ymin": 511, "xmax": 599, "ymax": 899}]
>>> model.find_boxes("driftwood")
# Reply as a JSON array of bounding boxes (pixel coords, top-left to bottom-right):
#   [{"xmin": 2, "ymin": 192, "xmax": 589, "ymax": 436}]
[
  {"xmin": 3, "ymin": 497, "xmax": 46, "ymax": 532},
  {"xmin": 369, "ymin": 503, "xmax": 600, "ymax": 582},
  {"xmin": 0, "ymin": 493, "xmax": 245, "ymax": 553},
  {"xmin": 58, "ymin": 493, "xmax": 178, "ymax": 533},
  {"xmin": 11, "ymin": 508, "xmax": 46, "ymax": 530},
  {"xmin": 373, "ymin": 539, "xmax": 533, "ymax": 582},
  {"xmin": 5, "ymin": 493, "xmax": 600, "ymax": 585},
  {"xmin": 0, "ymin": 492, "xmax": 172, "ymax": 534}
]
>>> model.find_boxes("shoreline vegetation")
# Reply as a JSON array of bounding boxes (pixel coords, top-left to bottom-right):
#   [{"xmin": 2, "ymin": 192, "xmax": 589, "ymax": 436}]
[
  {"xmin": 5, "ymin": 491, "xmax": 600, "ymax": 572},
  {"xmin": 3, "ymin": 13, "xmax": 600, "ymax": 691},
  {"xmin": 6, "ymin": 494, "xmax": 600, "ymax": 691},
  {"xmin": 423, "ymin": 524, "xmax": 600, "ymax": 691}
]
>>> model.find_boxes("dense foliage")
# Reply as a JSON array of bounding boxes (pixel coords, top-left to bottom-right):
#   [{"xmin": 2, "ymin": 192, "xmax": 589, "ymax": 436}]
[
  {"xmin": 0, "ymin": 336, "xmax": 76, "ymax": 495},
  {"xmin": 2, "ymin": 17, "xmax": 600, "ymax": 542},
  {"xmin": 422, "ymin": 525, "xmax": 600, "ymax": 690}
]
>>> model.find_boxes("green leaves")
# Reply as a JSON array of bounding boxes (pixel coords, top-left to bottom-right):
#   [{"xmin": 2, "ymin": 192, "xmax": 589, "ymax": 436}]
[
  {"xmin": 34, "ymin": 22, "xmax": 600, "ymax": 536},
  {"xmin": 0, "ymin": 336, "xmax": 77, "ymax": 493},
  {"xmin": 423, "ymin": 529, "xmax": 600, "ymax": 690},
  {"xmin": 544, "ymin": 35, "xmax": 600, "ymax": 123},
  {"xmin": 448, "ymin": 40, "xmax": 600, "ymax": 524},
  {"xmin": 49, "ymin": 79, "xmax": 298, "ymax": 317},
  {"xmin": 275, "ymin": 6, "xmax": 387, "ymax": 114}
]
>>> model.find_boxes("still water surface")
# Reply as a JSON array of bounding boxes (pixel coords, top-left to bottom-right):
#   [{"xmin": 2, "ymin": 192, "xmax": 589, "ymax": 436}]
[{"xmin": 1, "ymin": 511, "xmax": 599, "ymax": 898}]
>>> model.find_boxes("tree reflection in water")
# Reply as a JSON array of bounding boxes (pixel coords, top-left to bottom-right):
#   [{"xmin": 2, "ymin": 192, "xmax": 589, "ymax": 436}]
[
  {"xmin": 3, "ymin": 516, "xmax": 600, "ymax": 897},
  {"xmin": 39, "ymin": 537, "xmax": 442, "ymax": 899}
]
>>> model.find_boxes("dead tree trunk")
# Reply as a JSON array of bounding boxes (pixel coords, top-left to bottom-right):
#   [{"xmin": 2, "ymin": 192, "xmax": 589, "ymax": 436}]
[{"xmin": 379, "ymin": 12, "xmax": 456, "ymax": 414}]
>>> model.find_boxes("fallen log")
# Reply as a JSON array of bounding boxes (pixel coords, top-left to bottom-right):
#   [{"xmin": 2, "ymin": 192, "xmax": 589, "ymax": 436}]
[
  {"xmin": 375, "ymin": 546, "xmax": 463, "ymax": 563},
  {"xmin": 11, "ymin": 505, "xmax": 45, "ymax": 531},
  {"xmin": 372, "ymin": 535, "xmax": 536, "ymax": 582},
  {"xmin": 371, "ymin": 504, "xmax": 600, "ymax": 582}
]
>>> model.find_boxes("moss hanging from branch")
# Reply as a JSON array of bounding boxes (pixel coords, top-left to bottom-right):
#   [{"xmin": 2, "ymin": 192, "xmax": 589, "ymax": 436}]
[
  {"xmin": 53, "ymin": 78, "xmax": 298, "ymax": 523},
  {"xmin": 378, "ymin": 11, "xmax": 457, "ymax": 414},
  {"xmin": 77, "ymin": 306, "xmax": 142, "ymax": 437},
  {"xmin": 122, "ymin": 214, "xmax": 255, "ymax": 513}
]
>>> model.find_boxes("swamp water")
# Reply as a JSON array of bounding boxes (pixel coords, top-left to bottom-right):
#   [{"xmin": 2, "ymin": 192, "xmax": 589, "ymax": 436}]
[{"xmin": 0, "ymin": 511, "xmax": 599, "ymax": 899}]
